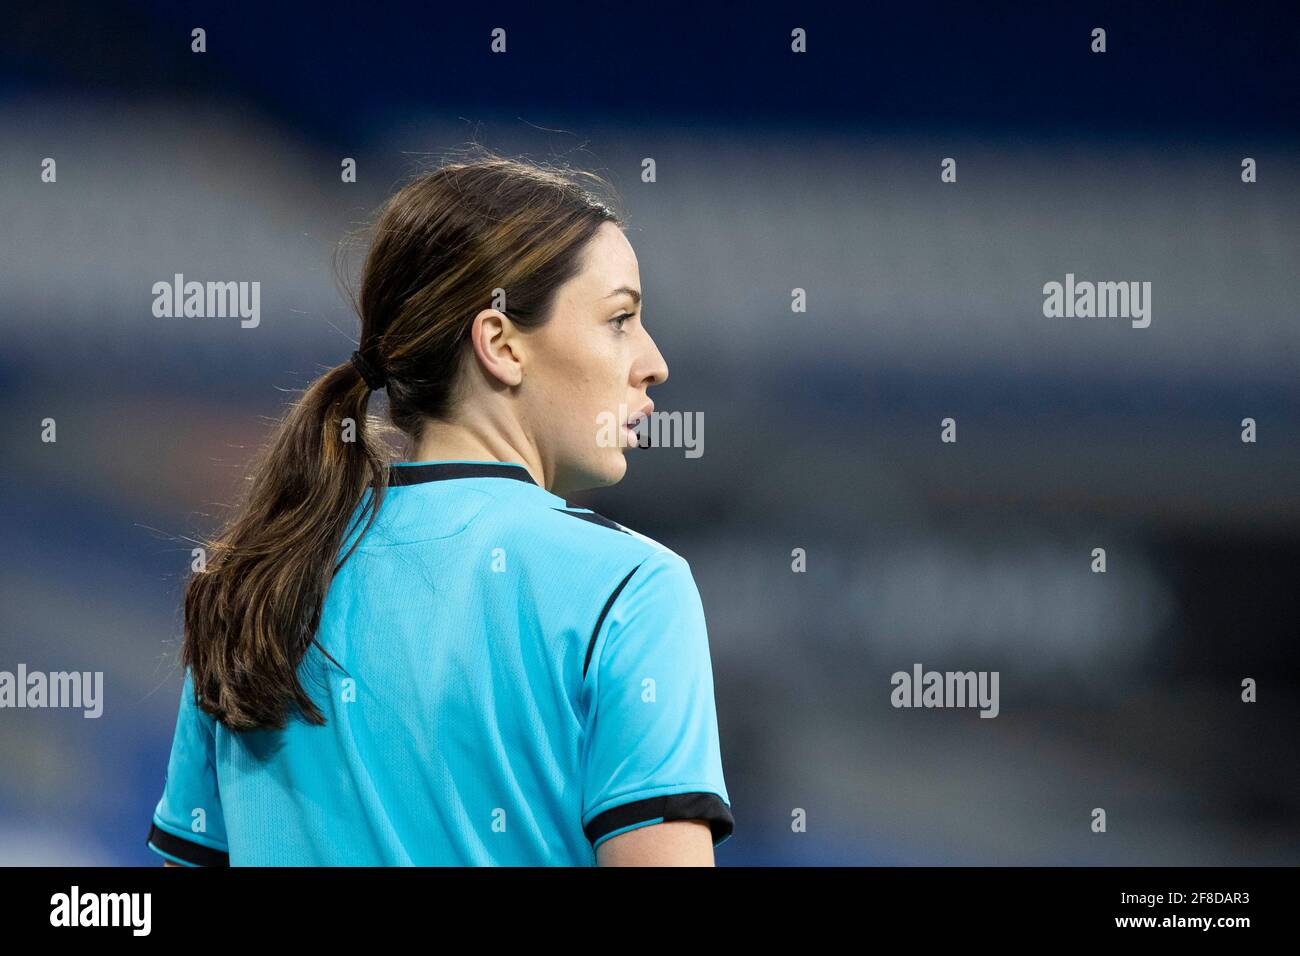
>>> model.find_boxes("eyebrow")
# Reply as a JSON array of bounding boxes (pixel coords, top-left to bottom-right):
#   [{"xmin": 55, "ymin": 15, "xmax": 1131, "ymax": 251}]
[{"xmin": 604, "ymin": 285, "xmax": 641, "ymax": 306}]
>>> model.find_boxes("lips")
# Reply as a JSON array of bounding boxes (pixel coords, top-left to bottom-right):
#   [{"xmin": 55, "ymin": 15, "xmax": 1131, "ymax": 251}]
[
  {"xmin": 625, "ymin": 401, "xmax": 654, "ymax": 428},
  {"xmin": 624, "ymin": 402, "xmax": 653, "ymax": 446}
]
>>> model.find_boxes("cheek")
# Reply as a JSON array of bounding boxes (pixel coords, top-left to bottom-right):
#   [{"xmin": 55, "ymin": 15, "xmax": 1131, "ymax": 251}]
[
  {"xmin": 551, "ymin": 334, "xmax": 623, "ymax": 395},
  {"xmin": 575, "ymin": 359, "xmax": 625, "ymax": 439},
  {"xmin": 559, "ymin": 343, "xmax": 628, "ymax": 450},
  {"xmin": 528, "ymin": 325, "xmax": 628, "ymax": 447}
]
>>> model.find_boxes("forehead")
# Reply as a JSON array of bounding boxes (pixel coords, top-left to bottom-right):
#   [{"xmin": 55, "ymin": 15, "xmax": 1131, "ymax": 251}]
[{"xmin": 569, "ymin": 222, "xmax": 639, "ymax": 299}]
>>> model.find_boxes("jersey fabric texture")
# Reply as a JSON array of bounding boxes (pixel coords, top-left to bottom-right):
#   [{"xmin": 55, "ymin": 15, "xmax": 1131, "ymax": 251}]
[{"xmin": 146, "ymin": 460, "xmax": 733, "ymax": 866}]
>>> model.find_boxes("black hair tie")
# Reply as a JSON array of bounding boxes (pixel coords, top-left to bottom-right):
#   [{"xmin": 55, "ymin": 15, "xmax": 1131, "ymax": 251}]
[{"xmin": 350, "ymin": 350, "xmax": 387, "ymax": 391}]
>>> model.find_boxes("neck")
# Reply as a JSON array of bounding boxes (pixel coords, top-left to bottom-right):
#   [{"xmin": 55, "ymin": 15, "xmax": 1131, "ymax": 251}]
[{"xmin": 411, "ymin": 416, "xmax": 548, "ymax": 489}]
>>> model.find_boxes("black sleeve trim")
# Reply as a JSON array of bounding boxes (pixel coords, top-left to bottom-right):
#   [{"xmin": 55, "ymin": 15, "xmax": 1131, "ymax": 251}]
[
  {"xmin": 146, "ymin": 822, "xmax": 230, "ymax": 867},
  {"xmin": 582, "ymin": 563, "xmax": 644, "ymax": 679},
  {"xmin": 585, "ymin": 792, "xmax": 734, "ymax": 848}
]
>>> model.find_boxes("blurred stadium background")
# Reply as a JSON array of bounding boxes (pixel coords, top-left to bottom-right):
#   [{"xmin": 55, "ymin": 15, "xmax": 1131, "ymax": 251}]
[{"xmin": 1, "ymin": 1, "xmax": 1298, "ymax": 864}]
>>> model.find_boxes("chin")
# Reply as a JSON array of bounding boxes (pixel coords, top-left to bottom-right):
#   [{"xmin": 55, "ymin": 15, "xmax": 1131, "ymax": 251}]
[
  {"xmin": 592, "ymin": 449, "xmax": 629, "ymax": 487},
  {"xmin": 554, "ymin": 450, "xmax": 627, "ymax": 496}
]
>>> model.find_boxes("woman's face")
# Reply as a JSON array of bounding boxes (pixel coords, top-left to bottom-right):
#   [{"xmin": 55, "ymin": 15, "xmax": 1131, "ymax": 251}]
[{"xmin": 518, "ymin": 222, "xmax": 668, "ymax": 495}]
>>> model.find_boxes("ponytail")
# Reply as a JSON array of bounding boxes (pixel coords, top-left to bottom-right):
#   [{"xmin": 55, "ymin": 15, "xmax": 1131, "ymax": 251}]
[{"xmin": 182, "ymin": 360, "xmax": 390, "ymax": 730}]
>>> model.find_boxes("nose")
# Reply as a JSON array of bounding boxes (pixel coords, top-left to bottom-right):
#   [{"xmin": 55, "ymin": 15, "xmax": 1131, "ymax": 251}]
[{"xmin": 639, "ymin": 331, "xmax": 669, "ymax": 387}]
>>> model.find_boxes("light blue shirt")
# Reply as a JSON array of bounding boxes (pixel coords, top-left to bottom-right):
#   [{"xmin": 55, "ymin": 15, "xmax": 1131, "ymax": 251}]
[{"xmin": 147, "ymin": 460, "xmax": 732, "ymax": 865}]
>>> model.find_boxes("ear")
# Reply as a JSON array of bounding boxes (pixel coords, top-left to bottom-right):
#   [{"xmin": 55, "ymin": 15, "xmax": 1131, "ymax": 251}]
[{"xmin": 469, "ymin": 308, "xmax": 524, "ymax": 387}]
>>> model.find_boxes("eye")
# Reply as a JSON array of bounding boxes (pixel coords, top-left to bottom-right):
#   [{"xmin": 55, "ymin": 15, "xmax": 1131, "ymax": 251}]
[{"xmin": 609, "ymin": 312, "xmax": 633, "ymax": 332}]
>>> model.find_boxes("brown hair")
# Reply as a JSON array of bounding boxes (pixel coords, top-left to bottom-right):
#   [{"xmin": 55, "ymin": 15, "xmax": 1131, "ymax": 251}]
[{"xmin": 182, "ymin": 149, "xmax": 623, "ymax": 731}]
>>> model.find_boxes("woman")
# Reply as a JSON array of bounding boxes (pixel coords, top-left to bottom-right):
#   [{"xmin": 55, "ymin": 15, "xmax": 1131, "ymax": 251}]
[{"xmin": 144, "ymin": 152, "xmax": 733, "ymax": 866}]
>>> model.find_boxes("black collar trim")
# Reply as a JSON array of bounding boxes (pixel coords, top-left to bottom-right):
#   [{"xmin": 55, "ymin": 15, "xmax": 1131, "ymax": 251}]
[{"xmin": 386, "ymin": 461, "xmax": 538, "ymax": 487}]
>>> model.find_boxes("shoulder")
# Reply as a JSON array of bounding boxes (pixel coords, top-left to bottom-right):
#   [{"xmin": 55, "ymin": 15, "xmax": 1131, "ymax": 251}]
[
  {"xmin": 482, "ymin": 485, "xmax": 682, "ymax": 571},
  {"xmin": 478, "ymin": 488, "xmax": 698, "ymax": 632}
]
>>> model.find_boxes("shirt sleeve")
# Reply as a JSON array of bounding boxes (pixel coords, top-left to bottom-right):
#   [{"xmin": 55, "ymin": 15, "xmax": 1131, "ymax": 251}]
[
  {"xmin": 579, "ymin": 549, "xmax": 734, "ymax": 850},
  {"xmin": 145, "ymin": 666, "xmax": 230, "ymax": 866}
]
